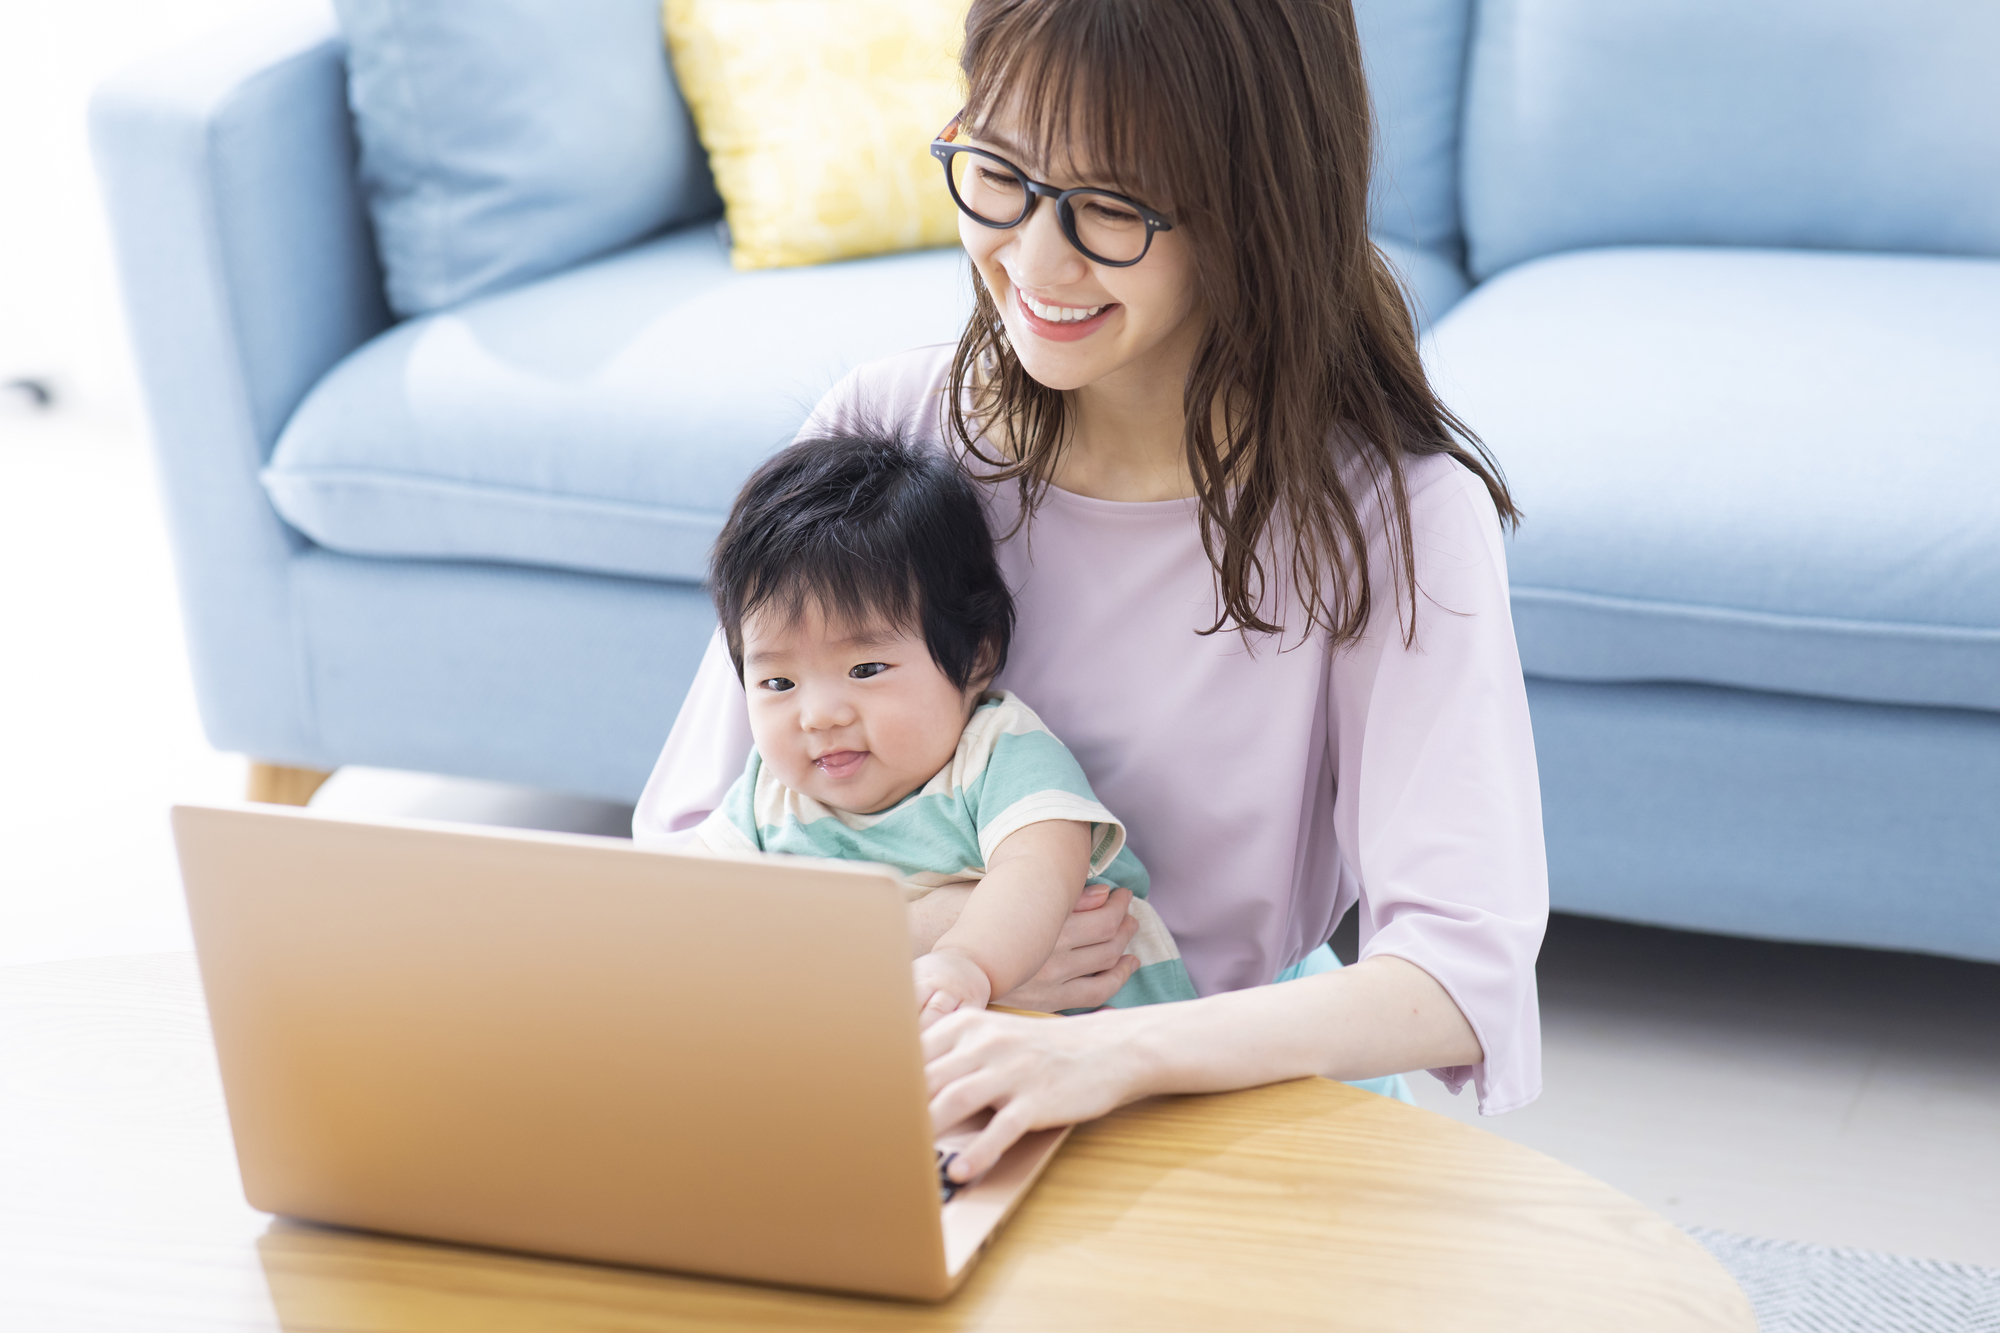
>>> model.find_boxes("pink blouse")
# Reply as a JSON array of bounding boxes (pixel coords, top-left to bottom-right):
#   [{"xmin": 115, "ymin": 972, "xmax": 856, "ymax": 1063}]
[{"xmin": 634, "ymin": 346, "xmax": 1547, "ymax": 1114}]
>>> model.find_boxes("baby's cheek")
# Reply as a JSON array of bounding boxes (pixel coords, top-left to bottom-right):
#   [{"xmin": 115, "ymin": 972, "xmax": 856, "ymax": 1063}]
[
  {"xmin": 890, "ymin": 711, "xmax": 965, "ymax": 787},
  {"xmin": 745, "ymin": 707, "xmax": 808, "ymax": 786}
]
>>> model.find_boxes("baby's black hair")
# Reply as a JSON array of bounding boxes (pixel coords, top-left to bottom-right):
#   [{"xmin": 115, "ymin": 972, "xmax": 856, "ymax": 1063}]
[{"xmin": 710, "ymin": 430, "xmax": 1014, "ymax": 692}]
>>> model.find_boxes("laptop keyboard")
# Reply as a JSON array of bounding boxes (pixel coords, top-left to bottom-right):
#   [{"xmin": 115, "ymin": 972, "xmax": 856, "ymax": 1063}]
[{"xmin": 936, "ymin": 1150, "xmax": 964, "ymax": 1203}]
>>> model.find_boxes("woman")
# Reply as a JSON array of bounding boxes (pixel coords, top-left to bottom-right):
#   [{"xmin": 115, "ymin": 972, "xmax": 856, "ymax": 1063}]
[{"xmin": 637, "ymin": 0, "xmax": 1547, "ymax": 1183}]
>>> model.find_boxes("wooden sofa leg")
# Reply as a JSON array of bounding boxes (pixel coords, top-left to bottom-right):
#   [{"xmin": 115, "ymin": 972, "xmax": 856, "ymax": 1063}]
[{"xmin": 245, "ymin": 762, "xmax": 334, "ymax": 807}]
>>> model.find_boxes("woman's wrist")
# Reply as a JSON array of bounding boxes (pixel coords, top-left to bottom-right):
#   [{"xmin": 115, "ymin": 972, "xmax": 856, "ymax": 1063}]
[
  {"xmin": 1091, "ymin": 956, "xmax": 1485, "ymax": 1102},
  {"xmin": 1088, "ymin": 1003, "xmax": 1186, "ymax": 1104}
]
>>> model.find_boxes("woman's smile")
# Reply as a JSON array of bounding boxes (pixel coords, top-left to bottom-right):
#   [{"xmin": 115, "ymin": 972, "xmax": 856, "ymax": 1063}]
[{"xmin": 1014, "ymin": 284, "xmax": 1118, "ymax": 341}]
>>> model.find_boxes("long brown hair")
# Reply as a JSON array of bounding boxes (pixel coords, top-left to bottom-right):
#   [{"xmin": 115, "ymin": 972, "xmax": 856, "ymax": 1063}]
[{"xmin": 947, "ymin": 0, "xmax": 1516, "ymax": 645}]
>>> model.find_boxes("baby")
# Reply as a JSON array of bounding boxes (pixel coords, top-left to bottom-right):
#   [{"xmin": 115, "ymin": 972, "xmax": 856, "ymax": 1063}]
[{"xmin": 693, "ymin": 431, "xmax": 1195, "ymax": 1024}]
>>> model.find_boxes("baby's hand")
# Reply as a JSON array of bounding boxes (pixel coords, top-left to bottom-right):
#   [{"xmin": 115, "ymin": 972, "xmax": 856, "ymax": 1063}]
[{"xmin": 913, "ymin": 949, "xmax": 994, "ymax": 1031}]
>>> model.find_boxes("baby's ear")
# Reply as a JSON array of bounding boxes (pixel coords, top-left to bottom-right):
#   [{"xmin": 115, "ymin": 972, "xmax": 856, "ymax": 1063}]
[{"xmin": 968, "ymin": 637, "xmax": 1005, "ymax": 694}]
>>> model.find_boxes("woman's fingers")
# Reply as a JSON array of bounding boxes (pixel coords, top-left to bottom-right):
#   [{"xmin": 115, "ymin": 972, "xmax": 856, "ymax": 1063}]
[
  {"xmin": 950, "ymin": 1100, "xmax": 1043, "ymax": 1181},
  {"xmin": 1061, "ymin": 953, "xmax": 1140, "ymax": 1009},
  {"xmin": 921, "ymin": 1007, "xmax": 1146, "ymax": 1181},
  {"xmin": 994, "ymin": 950, "xmax": 1139, "ymax": 1013},
  {"xmin": 921, "ymin": 1004, "xmax": 974, "ymax": 1058},
  {"xmin": 927, "ymin": 1068, "xmax": 1010, "ymax": 1136},
  {"xmin": 921, "ymin": 1006, "xmax": 1006, "ymax": 1090},
  {"xmin": 923, "ymin": 1008, "xmax": 1029, "ymax": 1098},
  {"xmin": 1046, "ymin": 887, "xmax": 1138, "ymax": 975},
  {"xmin": 1051, "ymin": 909, "xmax": 1140, "ymax": 981},
  {"xmin": 1015, "ymin": 954, "xmax": 1139, "ymax": 1013},
  {"xmin": 987, "ymin": 889, "xmax": 1139, "ymax": 1012},
  {"xmin": 1057, "ymin": 887, "xmax": 1133, "ymax": 951}
]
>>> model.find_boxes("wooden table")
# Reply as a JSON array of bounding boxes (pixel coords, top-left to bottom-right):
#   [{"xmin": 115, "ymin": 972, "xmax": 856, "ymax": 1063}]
[{"xmin": 0, "ymin": 953, "xmax": 1753, "ymax": 1331}]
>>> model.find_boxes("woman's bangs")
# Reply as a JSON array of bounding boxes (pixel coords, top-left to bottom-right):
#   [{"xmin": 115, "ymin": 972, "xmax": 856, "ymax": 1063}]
[{"xmin": 960, "ymin": 1, "xmax": 1170, "ymax": 205}]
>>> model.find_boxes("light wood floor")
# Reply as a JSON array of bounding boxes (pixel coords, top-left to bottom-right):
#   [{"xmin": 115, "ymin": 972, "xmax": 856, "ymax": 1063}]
[{"xmin": 1398, "ymin": 913, "xmax": 2000, "ymax": 1267}]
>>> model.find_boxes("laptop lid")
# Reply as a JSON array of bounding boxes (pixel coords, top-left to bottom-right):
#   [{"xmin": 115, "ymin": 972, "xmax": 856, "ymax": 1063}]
[{"xmin": 172, "ymin": 803, "xmax": 960, "ymax": 1299}]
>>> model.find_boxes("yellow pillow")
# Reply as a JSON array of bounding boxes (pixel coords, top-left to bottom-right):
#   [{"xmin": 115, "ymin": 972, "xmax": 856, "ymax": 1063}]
[{"xmin": 663, "ymin": 0, "xmax": 969, "ymax": 270}]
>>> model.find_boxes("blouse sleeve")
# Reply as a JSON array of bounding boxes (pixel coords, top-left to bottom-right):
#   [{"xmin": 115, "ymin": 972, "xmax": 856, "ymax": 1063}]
[
  {"xmin": 1331, "ymin": 459, "xmax": 1549, "ymax": 1115},
  {"xmin": 632, "ymin": 629, "xmax": 753, "ymax": 847}
]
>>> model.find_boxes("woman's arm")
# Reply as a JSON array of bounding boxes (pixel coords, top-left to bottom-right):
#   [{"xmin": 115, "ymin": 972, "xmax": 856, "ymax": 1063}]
[
  {"xmin": 924, "ymin": 464, "xmax": 1543, "ymax": 1178},
  {"xmin": 914, "ymin": 820, "xmax": 1094, "ymax": 1023},
  {"xmin": 923, "ymin": 955, "xmax": 1480, "ymax": 1181}
]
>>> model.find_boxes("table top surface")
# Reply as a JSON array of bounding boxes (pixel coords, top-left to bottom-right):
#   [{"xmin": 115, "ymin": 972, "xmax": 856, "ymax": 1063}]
[{"xmin": 0, "ymin": 952, "xmax": 1753, "ymax": 1332}]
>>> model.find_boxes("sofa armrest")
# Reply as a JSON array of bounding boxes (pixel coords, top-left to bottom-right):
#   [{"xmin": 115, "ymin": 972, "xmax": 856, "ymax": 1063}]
[
  {"xmin": 92, "ymin": 0, "xmax": 389, "ymax": 461},
  {"xmin": 89, "ymin": 0, "xmax": 388, "ymax": 765}
]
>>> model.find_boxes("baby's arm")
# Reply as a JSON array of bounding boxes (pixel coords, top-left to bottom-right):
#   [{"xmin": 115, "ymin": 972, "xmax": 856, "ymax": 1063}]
[{"xmin": 913, "ymin": 819, "xmax": 1093, "ymax": 1028}]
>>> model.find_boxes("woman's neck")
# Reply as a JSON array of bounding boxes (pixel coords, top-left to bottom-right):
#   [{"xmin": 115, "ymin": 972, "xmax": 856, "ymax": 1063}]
[
  {"xmin": 1054, "ymin": 378, "xmax": 1190, "ymax": 502},
  {"xmin": 1043, "ymin": 310, "xmax": 1210, "ymax": 502}
]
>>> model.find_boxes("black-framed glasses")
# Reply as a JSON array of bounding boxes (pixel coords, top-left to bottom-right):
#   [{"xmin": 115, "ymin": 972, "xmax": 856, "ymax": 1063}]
[{"xmin": 929, "ymin": 115, "xmax": 1173, "ymax": 267}]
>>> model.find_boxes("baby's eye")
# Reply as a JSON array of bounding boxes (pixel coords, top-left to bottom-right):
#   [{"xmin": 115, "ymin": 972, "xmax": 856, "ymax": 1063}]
[
  {"xmin": 757, "ymin": 677, "xmax": 795, "ymax": 692},
  {"xmin": 849, "ymin": 662, "xmax": 890, "ymax": 680}
]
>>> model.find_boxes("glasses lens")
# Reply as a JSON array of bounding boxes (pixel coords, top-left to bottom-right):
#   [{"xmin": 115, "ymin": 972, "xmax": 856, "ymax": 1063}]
[
  {"xmin": 948, "ymin": 151, "xmax": 1029, "ymax": 225},
  {"xmin": 1065, "ymin": 190, "xmax": 1151, "ymax": 264}
]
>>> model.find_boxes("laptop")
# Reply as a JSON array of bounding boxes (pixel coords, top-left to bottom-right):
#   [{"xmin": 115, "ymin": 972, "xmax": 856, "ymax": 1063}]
[{"xmin": 169, "ymin": 802, "xmax": 1071, "ymax": 1302}]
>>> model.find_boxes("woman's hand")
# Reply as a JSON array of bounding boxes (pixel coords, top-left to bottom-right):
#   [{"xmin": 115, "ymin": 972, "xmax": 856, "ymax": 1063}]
[
  {"xmin": 909, "ymin": 885, "xmax": 1141, "ymax": 1013},
  {"xmin": 920, "ymin": 955, "xmax": 1486, "ymax": 1183},
  {"xmin": 995, "ymin": 885, "xmax": 1140, "ymax": 1011},
  {"xmin": 923, "ymin": 1006, "xmax": 1149, "ymax": 1182}
]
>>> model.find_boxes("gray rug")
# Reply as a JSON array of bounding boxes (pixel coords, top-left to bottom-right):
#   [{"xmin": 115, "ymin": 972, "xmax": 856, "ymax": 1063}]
[{"xmin": 1688, "ymin": 1227, "xmax": 2000, "ymax": 1333}]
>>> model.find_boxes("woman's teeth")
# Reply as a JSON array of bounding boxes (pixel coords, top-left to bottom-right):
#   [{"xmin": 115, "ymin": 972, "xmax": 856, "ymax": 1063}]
[{"xmin": 1022, "ymin": 292, "xmax": 1107, "ymax": 323}]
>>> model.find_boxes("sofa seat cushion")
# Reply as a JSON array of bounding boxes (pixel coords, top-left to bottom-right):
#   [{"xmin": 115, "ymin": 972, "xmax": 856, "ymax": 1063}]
[
  {"xmin": 264, "ymin": 223, "xmax": 971, "ymax": 584},
  {"xmin": 1428, "ymin": 247, "xmax": 2000, "ymax": 712},
  {"xmin": 266, "ymin": 224, "xmax": 1471, "ymax": 587}
]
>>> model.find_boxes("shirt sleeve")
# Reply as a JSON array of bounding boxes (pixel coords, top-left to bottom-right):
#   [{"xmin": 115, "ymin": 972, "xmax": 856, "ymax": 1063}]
[
  {"xmin": 965, "ymin": 712, "xmax": 1128, "ymax": 875},
  {"xmin": 633, "ymin": 630, "xmax": 754, "ymax": 847},
  {"xmin": 1331, "ymin": 460, "xmax": 1549, "ymax": 1116}
]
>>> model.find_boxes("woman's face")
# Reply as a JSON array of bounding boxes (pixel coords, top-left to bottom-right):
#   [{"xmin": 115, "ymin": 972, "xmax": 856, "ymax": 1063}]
[{"xmin": 957, "ymin": 111, "xmax": 1202, "ymax": 394}]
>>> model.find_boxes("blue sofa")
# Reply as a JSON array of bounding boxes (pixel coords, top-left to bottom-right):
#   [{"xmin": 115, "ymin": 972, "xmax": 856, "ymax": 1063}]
[{"xmin": 93, "ymin": 0, "xmax": 1999, "ymax": 962}]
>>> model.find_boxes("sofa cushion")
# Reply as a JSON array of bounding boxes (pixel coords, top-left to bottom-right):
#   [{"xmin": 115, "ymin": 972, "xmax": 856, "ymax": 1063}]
[
  {"xmin": 1460, "ymin": 0, "xmax": 2000, "ymax": 280},
  {"xmin": 1427, "ymin": 247, "xmax": 2000, "ymax": 713},
  {"xmin": 663, "ymin": 0, "xmax": 963, "ymax": 270},
  {"xmin": 334, "ymin": 0, "xmax": 719, "ymax": 317},
  {"xmin": 265, "ymin": 218, "xmax": 1469, "ymax": 589},
  {"xmin": 1377, "ymin": 236, "xmax": 1470, "ymax": 332},
  {"xmin": 1354, "ymin": 0, "xmax": 1473, "ymax": 262},
  {"xmin": 264, "ymin": 223, "xmax": 970, "ymax": 582}
]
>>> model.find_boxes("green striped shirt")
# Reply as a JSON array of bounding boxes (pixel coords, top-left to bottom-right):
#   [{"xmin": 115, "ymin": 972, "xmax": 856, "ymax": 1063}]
[{"xmin": 696, "ymin": 691, "xmax": 1195, "ymax": 1007}]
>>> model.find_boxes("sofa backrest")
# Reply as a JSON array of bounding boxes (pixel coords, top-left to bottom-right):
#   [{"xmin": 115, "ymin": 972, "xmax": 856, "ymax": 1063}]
[
  {"xmin": 336, "ymin": 0, "xmax": 719, "ymax": 319},
  {"xmin": 1355, "ymin": 0, "xmax": 1474, "ymax": 262},
  {"xmin": 335, "ymin": 0, "xmax": 1481, "ymax": 317},
  {"xmin": 1459, "ymin": 0, "xmax": 2000, "ymax": 280}
]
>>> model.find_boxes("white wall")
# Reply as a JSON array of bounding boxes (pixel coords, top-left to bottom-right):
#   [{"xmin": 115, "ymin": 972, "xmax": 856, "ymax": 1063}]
[{"xmin": 0, "ymin": 0, "xmax": 288, "ymax": 420}]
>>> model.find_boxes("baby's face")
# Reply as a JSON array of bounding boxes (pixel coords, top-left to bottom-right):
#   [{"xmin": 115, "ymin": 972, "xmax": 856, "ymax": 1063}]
[{"xmin": 739, "ymin": 601, "xmax": 983, "ymax": 815}]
